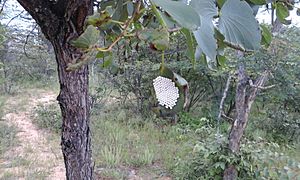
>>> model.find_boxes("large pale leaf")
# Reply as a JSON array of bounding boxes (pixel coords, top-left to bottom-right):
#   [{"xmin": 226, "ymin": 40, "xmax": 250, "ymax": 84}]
[
  {"xmin": 219, "ymin": 0, "xmax": 261, "ymax": 51},
  {"xmin": 152, "ymin": 0, "xmax": 200, "ymax": 30},
  {"xmin": 190, "ymin": 0, "xmax": 217, "ymax": 18},
  {"xmin": 190, "ymin": 0, "xmax": 217, "ymax": 61},
  {"xmin": 193, "ymin": 18, "xmax": 217, "ymax": 61},
  {"xmin": 159, "ymin": 11, "xmax": 179, "ymax": 29},
  {"xmin": 71, "ymin": 25, "xmax": 99, "ymax": 49}
]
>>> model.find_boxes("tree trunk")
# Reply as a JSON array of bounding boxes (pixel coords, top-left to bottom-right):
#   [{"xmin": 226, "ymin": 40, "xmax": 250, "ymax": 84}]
[
  {"xmin": 223, "ymin": 64, "xmax": 269, "ymax": 180},
  {"xmin": 16, "ymin": 1, "xmax": 94, "ymax": 179},
  {"xmin": 52, "ymin": 39, "xmax": 93, "ymax": 180}
]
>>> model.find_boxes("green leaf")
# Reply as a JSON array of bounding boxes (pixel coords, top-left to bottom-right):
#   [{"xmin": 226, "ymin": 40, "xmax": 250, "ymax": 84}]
[
  {"xmin": 137, "ymin": 28, "xmax": 169, "ymax": 50},
  {"xmin": 181, "ymin": 28, "xmax": 195, "ymax": 63},
  {"xmin": 102, "ymin": 55, "xmax": 113, "ymax": 68},
  {"xmin": 193, "ymin": 18, "xmax": 217, "ymax": 61},
  {"xmin": 112, "ymin": 0, "xmax": 129, "ymax": 22},
  {"xmin": 159, "ymin": 65, "xmax": 174, "ymax": 79},
  {"xmin": 276, "ymin": 2, "xmax": 289, "ymax": 24},
  {"xmin": 248, "ymin": 0, "xmax": 266, "ymax": 5},
  {"xmin": 219, "ymin": 0, "xmax": 261, "ymax": 51},
  {"xmin": 260, "ymin": 24, "xmax": 272, "ymax": 47},
  {"xmin": 87, "ymin": 11, "xmax": 111, "ymax": 27},
  {"xmin": 217, "ymin": 0, "xmax": 226, "ymax": 8},
  {"xmin": 214, "ymin": 162, "xmax": 226, "ymax": 170},
  {"xmin": 96, "ymin": 51, "xmax": 111, "ymax": 59},
  {"xmin": 70, "ymin": 25, "xmax": 99, "ymax": 49},
  {"xmin": 152, "ymin": 0, "xmax": 200, "ymax": 30},
  {"xmin": 217, "ymin": 55, "xmax": 226, "ymax": 67}
]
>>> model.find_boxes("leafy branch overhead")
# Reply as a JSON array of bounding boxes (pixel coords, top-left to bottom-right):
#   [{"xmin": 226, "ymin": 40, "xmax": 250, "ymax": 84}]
[{"xmin": 69, "ymin": 0, "xmax": 298, "ymax": 70}]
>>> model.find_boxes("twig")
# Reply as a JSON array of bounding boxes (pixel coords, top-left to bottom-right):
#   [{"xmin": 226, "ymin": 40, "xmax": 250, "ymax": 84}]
[
  {"xmin": 5, "ymin": 10, "xmax": 25, "ymax": 27},
  {"xmin": 23, "ymin": 24, "xmax": 38, "ymax": 59},
  {"xmin": 168, "ymin": 27, "xmax": 182, "ymax": 32},
  {"xmin": 249, "ymin": 78, "xmax": 275, "ymax": 90},
  {"xmin": 67, "ymin": 1, "xmax": 142, "ymax": 70},
  {"xmin": 95, "ymin": 1, "xmax": 141, "ymax": 52},
  {"xmin": 0, "ymin": 0, "xmax": 8, "ymax": 14},
  {"xmin": 221, "ymin": 113, "xmax": 234, "ymax": 123}
]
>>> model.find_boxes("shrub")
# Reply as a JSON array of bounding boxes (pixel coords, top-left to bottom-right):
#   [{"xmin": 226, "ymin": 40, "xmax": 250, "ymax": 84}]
[
  {"xmin": 33, "ymin": 103, "xmax": 62, "ymax": 133},
  {"xmin": 173, "ymin": 126, "xmax": 300, "ymax": 180}
]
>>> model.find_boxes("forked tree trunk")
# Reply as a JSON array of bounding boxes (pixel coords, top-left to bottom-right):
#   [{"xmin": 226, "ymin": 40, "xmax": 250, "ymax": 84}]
[
  {"xmin": 223, "ymin": 64, "xmax": 269, "ymax": 180},
  {"xmin": 16, "ymin": 1, "xmax": 93, "ymax": 179}
]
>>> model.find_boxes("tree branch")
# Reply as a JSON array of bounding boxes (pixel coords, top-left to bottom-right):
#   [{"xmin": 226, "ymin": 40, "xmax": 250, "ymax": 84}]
[
  {"xmin": 23, "ymin": 24, "xmax": 38, "ymax": 59},
  {"xmin": 0, "ymin": 0, "xmax": 8, "ymax": 14},
  {"xmin": 5, "ymin": 10, "xmax": 25, "ymax": 27},
  {"xmin": 218, "ymin": 74, "xmax": 232, "ymax": 121},
  {"xmin": 247, "ymin": 71, "xmax": 269, "ymax": 107},
  {"xmin": 221, "ymin": 113, "xmax": 234, "ymax": 123},
  {"xmin": 249, "ymin": 79, "xmax": 275, "ymax": 90}
]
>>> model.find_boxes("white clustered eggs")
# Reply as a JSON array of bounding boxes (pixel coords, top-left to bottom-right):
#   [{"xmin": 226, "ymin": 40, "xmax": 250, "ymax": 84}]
[{"xmin": 153, "ymin": 76, "xmax": 179, "ymax": 109}]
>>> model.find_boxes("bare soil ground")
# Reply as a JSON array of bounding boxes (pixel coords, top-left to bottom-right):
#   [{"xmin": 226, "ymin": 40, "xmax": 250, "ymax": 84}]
[{"xmin": 0, "ymin": 90, "xmax": 65, "ymax": 180}]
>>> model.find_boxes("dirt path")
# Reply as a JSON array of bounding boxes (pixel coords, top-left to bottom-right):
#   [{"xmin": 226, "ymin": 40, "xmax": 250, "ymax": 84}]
[{"xmin": 0, "ymin": 90, "xmax": 65, "ymax": 180}]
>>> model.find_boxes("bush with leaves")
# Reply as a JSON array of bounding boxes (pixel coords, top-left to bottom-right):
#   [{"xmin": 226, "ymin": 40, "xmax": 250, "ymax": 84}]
[
  {"xmin": 33, "ymin": 103, "xmax": 62, "ymax": 133},
  {"xmin": 174, "ymin": 125, "xmax": 300, "ymax": 179}
]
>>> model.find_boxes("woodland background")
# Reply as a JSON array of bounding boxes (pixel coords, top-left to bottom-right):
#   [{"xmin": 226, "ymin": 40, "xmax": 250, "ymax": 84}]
[{"xmin": 0, "ymin": 0, "xmax": 300, "ymax": 179}]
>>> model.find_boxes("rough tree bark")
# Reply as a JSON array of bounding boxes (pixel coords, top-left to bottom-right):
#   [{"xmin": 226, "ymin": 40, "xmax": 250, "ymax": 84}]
[
  {"xmin": 223, "ymin": 64, "xmax": 269, "ymax": 180},
  {"xmin": 16, "ymin": 0, "xmax": 94, "ymax": 179}
]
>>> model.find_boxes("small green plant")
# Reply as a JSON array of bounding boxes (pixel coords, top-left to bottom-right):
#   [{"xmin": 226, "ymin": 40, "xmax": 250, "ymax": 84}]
[
  {"xmin": 100, "ymin": 145, "xmax": 123, "ymax": 168},
  {"xmin": 33, "ymin": 103, "xmax": 62, "ymax": 133},
  {"xmin": 178, "ymin": 113, "xmax": 212, "ymax": 130},
  {"xmin": 127, "ymin": 146, "xmax": 155, "ymax": 167}
]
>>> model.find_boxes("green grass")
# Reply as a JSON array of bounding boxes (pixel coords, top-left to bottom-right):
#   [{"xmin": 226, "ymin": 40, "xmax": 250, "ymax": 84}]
[
  {"xmin": 31, "ymin": 96, "xmax": 197, "ymax": 178},
  {"xmin": 0, "ymin": 122, "xmax": 18, "ymax": 156},
  {"xmin": 0, "ymin": 96, "xmax": 6, "ymax": 117},
  {"xmin": 32, "ymin": 99, "xmax": 196, "ymax": 177},
  {"xmin": 91, "ymin": 106, "xmax": 196, "ymax": 178},
  {"xmin": 0, "ymin": 171, "xmax": 17, "ymax": 180}
]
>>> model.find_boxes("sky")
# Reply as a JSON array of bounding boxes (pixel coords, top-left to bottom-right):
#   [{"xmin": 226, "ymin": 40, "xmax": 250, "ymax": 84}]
[{"xmin": 1, "ymin": 0, "xmax": 300, "ymax": 29}]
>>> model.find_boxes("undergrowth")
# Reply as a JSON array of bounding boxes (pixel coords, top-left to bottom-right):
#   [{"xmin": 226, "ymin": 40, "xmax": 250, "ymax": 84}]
[
  {"xmin": 33, "ymin": 103, "xmax": 62, "ymax": 133},
  {"xmin": 0, "ymin": 122, "xmax": 18, "ymax": 156},
  {"xmin": 32, "ymin": 92, "xmax": 300, "ymax": 179}
]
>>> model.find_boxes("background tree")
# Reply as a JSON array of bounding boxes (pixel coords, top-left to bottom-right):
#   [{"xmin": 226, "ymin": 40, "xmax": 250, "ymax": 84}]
[{"xmin": 15, "ymin": 0, "xmax": 94, "ymax": 179}]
